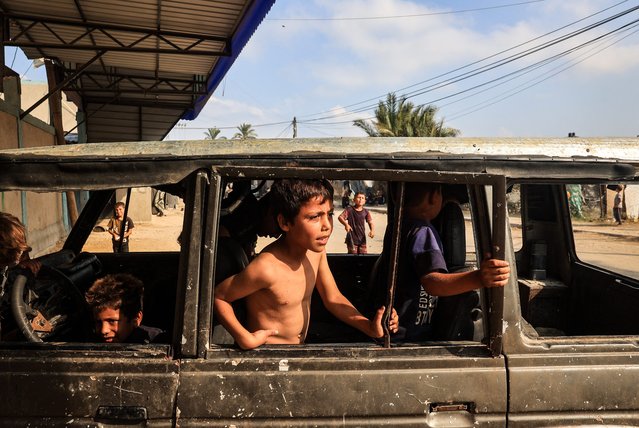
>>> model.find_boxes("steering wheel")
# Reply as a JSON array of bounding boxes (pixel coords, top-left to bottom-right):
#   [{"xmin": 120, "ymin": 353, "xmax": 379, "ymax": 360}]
[
  {"xmin": 11, "ymin": 265, "xmax": 90, "ymax": 342},
  {"xmin": 221, "ymin": 180, "xmax": 253, "ymax": 216}
]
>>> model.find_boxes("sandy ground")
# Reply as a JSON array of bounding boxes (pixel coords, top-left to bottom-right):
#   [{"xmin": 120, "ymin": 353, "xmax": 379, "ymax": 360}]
[
  {"xmin": 82, "ymin": 203, "xmax": 639, "ymax": 279},
  {"xmin": 84, "ymin": 203, "xmax": 390, "ymax": 255},
  {"xmin": 83, "ymin": 207, "xmax": 184, "ymax": 253}
]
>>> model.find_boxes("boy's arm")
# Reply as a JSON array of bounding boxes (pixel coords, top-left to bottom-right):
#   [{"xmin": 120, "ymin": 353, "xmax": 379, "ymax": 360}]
[
  {"xmin": 214, "ymin": 258, "xmax": 278, "ymax": 350},
  {"xmin": 315, "ymin": 251, "xmax": 397, "ymax": 338},
  {"xmin": 421, "ymin": 258, "xmax": 510, "ymax": 296},
  {"xmin": 338, "ymin": 209, "xmax": 351, "ymax": 231},
  {"xmin": 366, "ymin": 211, "xmax": 374, "ymax": 238},
  {"xmin": 124, "ymin": 219, "xmax": 134, "ymax": 238},
  {"xmin": 107, "ymin": 219, "xmax": 116, "ymax": 238}
]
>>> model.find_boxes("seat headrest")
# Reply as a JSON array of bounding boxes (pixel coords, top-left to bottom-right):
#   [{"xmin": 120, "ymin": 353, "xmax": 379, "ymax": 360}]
[{"xmin": 434, "ymin": 201, "xmax": 466, "ymax": 271}]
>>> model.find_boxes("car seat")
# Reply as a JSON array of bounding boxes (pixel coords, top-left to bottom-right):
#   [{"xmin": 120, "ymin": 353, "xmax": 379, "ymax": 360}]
[
  {"xmin": 366, "ymin": 199, "xmax": 480, "ymax": 342},
  {"xmin": 211, "ymin": 236, "xmax": 250, "ymax": 344},
  {"xmin": 430, "ymin": 200, "xmax": 480, "ymax": 341}
]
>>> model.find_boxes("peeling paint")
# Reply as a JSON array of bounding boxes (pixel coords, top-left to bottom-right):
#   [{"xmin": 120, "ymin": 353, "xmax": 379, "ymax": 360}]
[{"xmin": 278, "ymin": 359, "xmax": 289, "ymax": 372}]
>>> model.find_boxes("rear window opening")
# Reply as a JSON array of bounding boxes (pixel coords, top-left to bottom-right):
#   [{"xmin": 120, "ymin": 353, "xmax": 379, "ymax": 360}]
[{"xmin": 512, "ymin": 181, "xmax": 639, "ymax": 339}]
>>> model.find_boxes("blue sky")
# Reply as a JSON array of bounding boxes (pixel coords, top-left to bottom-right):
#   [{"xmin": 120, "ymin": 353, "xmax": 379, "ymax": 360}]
[{"xmin": 9, "ymin": 1, "xmax": 639, "ymax": 140}]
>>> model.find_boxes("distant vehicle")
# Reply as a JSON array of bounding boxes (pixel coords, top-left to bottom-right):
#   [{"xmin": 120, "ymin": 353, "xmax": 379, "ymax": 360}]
[{"xmin": 0, "ymin": 137, "xmax": 638, "ymax": 426}]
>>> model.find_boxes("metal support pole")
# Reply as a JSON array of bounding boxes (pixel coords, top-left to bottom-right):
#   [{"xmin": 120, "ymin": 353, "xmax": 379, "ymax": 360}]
[{"xmin": 383, "ymin": 182, "xmax": 405, "ymax": 348}]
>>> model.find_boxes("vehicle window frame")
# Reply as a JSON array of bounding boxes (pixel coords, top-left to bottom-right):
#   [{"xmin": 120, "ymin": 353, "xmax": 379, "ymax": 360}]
[
  {"xmin": 205, "ymin": 166, "xmax": 507, "ymax": 356},
  {"xmin": 505, "ymin": 178, "xmax": 639, "ymax": 347}
]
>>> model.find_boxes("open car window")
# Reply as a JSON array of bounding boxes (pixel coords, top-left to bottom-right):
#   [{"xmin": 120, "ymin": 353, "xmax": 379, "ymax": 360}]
[
  {"xmin": 568, "ymin": 182, "xmax": 639, "ymax": 280},
  {"xmin": 0, "ymin": 181, "xmax": 193, "ymax": 347},
  {"xmin": 208, "ymin": 167, "xmax": 506, "ymax": 353},
  {"xmin": 514, "ymin": 181, "xmax": 639, "ymax": 339},
  {"xmin": 83, "ymin": 187, "xmax": 184, "ymax": 254}
]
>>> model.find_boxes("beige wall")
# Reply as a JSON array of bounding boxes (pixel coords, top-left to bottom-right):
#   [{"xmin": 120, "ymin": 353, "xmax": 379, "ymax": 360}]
[
  {"xmin": 25, "ymin": 191, "xmax": 66, "ymax": 255},
  {"xmin": 116, "ymin": 188, "xmax": 153, "ymax": 223},
  {"xmin": 0, "ymin": 76, "xmax": 75, "ymax": 255},
  {"xmin": 0, "ymin": 113, "xmax": 18, "ymax": 150},
  {"xmin": 21, "ymin": 82, "xmax": 77, "ymax": 132},
  {"xmin": 22, "ymin": 121, "xmax": 55, "ymax": 148}
]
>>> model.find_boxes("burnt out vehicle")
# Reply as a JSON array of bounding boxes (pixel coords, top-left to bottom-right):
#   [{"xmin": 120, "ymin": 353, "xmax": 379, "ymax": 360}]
[{"xmin": 1, "ymin": 137, "xmax": 639, "ymax": 427}]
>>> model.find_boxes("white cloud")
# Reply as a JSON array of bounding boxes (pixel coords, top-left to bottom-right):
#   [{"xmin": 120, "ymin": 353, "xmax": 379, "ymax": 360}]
[{"xmin": 176, "ymin": 0, "xmax": 639, "ymax": 139}]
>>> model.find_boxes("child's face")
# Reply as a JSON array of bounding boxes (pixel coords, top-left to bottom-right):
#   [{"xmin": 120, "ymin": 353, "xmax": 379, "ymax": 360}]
[
  {"xmin": 353, "ymin": 194, "xmax": 366, "ymax": 208},
  {"xmin": 93, "ymin": 307, "xmax": 141, "ymax": 343},
  {"xmin": 280, "ymin": 196, "xmax": 334, "ymax": 253},
  {"xmin": 114, "ymin": 205, "xmax": 124, "ymax": 219},
  {"xmin": 408, "ymin": 188, "xmax": 443, "ymax": 221}
]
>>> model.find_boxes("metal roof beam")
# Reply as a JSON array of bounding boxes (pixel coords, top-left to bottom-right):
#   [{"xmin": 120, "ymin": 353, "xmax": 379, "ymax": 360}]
[
  {"xmin": 63, "ymin": 69, "xmax": 205, "ymax": 95},
  {"xmin": 6, "ymin": 41, "xmax": 231, "ymax": 56},
  {"xmin": 20, "ymin": 51, "xmax": 105, "ymax": 119},
  {"xmin": 85, "ymin": 97, "xmax": 191, "ymax": 109},
  {"xmin": 5, "ymin": 13, "xmax": 231, "ymax": 43},
  {"xmin": 65, "ymin": 69, "xmax": 205, "ymax": 85},
  {"xmin": 69, "ymin": 88, "xmax": 207, "ymax": 95},
  {"xmin": 72, "ymin": 0, "xmax": 109, "ymax": 75}
]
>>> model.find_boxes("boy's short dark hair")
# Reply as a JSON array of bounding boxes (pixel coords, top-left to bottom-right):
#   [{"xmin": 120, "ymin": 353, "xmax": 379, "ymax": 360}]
[
  {"xmin": 114, "ymin": 202, "xmax": 125, "ymax": 209},
  {"xmin": 354, "ymin": 192, "xmax": 366, "ymax": 198},
  {"xmin": 269, "ymin": 179, "xmax": 333, "ymax": 230},
  {"xmin": 404, "ymin": 182, "xmax": 442, "ymax": 208},
  {"xmin": 85, "ymin": 273, "xmax": 144, "ymax": 320}
]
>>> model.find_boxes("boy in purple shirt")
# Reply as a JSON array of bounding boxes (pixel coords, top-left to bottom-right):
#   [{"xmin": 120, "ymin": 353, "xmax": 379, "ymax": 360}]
[
  {"xmin": 394, "ymin": 183, "xmax": 510, "ymax": 341},
  {"xmin": 338, "ymin": 192, "xmax": 374, "ymax": 254}
]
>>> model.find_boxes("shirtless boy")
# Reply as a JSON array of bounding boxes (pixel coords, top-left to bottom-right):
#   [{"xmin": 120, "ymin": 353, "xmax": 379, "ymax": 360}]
[{"xmin": 214, "ymin": 179, "xmax": 399, "ymax": 350}]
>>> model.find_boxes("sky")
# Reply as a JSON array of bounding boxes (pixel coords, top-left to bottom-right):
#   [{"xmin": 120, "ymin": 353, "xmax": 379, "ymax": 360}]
[{"xmin": 9, "ymin": 0, "xmax": 639, "ymax": 140}]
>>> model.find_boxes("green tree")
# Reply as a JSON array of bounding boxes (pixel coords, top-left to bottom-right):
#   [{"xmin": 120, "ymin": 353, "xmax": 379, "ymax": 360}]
[
  {"xmin": 353, "ymin": 93, "xmax": 459, "ymax": 137},
  {"xmin": 233, "ymin": 123, "xmax": 257, "ymax": 140},
  {"xmin": 203, "ymin": 127, "xmax": 223, "ymax": 140}
]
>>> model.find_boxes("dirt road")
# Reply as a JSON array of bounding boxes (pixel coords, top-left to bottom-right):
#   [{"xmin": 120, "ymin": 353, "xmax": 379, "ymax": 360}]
[{"xmin": 83, "ymin": 204, "xmax": 639, "ymax": 279}]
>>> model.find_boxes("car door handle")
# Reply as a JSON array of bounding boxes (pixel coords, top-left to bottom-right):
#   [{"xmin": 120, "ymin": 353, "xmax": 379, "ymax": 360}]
[
  {"xmin": 426, "ymin": 402, "xmax": 475, "ymax": 427},
  {"xmin": 95, "ymin": 405, "xmax": 147, "ymax": 422}
]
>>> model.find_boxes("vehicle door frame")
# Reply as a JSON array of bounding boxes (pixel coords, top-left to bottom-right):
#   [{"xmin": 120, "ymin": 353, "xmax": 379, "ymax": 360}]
[
  {"xmin": 0, "ymin": 170, "xmax": 211, "ymax": 426},
  {"xmin": 503, "ymin": 175, "xmax": 639, "ymax": 427},
  {"xmin": 174, "ymin": 165, "xmax": 511, "ymax": 426}
]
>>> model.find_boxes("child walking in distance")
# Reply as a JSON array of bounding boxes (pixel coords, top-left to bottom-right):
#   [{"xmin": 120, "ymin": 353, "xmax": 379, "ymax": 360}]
[
  {"xmin": 214, "ymin": 179, "xmax": 399, "ymax": 350},
  {"xmin": 613, "ymin": 185, "xmax": 623, "ymax": 225},
  {"xmin": 85, "ymin": 273, "xmax": 166, "ymax": 343},
  {"xmin": 339, "ymin": 192, "xmax": 374, "ymax": 254},
  {"xmin": 394, "ymin": 182, "xmax": 510, "ymax": 341},
  {"xmin": 108, "ymin": 202, "xmax": 134, "ymax": 253}
]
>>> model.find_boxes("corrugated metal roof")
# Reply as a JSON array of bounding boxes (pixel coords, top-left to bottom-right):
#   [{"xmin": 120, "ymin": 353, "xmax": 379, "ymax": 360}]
[{"xmin": 1, "ymin": 0, "xmax": 275, "ymax": 142}]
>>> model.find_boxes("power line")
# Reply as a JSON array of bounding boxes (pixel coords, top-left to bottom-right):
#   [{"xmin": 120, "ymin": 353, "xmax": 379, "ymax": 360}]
[
  {"xmin": 441, "ymin": 19, "xmax": 639, "ymax": 113},
  {"xmin": 305, "ymin": 4, "xmax": 639, "ymax": 124},
  {"xmin": 446, "ymin": 21, "xmax": 639, "ymax": 122},
  {"xmin": 9, "ymin": 47, "xmax": 18, "ymax": 68},
  {"xmin": 177, "ymin": 2, "xmax": 637, "ymax": 134},
  {"xmin": 293, "ymin": 0, "xmax": 630, "ymax": 121},
  {"xmin": 268, "ymin": 0, "xmax": 547, "ymax": 22},
  {"xmin": 296, "ymin": 14, "xmax": 639, "ymax": 128}
]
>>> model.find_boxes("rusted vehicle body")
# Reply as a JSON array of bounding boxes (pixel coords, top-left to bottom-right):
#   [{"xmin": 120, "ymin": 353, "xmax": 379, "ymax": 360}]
[{"xmin": 0, "ymin": 137, "xmax": 638, "ymax": 427}]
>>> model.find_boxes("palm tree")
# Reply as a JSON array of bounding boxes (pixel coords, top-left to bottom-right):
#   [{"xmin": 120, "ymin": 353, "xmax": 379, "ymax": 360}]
[
  {"xmin": 203, "ymin": 127, "xmax": 222, "ymax": 140},
  {"xmin": 233, "ymin": 123, "xmax": 257, "ymax": 140},
  {"xmin": 353, "ymin": 93, "xmax": 459, "ymax": 137}
]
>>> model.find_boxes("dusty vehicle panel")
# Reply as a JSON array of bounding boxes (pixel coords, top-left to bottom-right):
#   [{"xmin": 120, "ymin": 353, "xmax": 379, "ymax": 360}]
[
  {"xmin": 0, "ymin": 138, "xmax": 638, "ymax": 426},
  {"xmin": 176, "ymin": 346, "xmax": 506, "ymax": 425}
]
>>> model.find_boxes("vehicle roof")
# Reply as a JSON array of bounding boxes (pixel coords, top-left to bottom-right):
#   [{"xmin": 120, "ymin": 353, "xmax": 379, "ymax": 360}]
[{"xmin": 0, "ymin": 137, "xmax": 636, "ymax": 191}]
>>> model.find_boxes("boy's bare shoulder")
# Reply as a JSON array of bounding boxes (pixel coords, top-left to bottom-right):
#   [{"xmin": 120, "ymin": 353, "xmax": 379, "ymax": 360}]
[{"xmin": 246, "ymin": 245, "xmax": 287, "ymax": 283}]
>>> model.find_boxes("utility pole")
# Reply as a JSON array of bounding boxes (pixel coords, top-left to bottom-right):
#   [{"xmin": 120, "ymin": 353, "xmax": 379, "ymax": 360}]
[{"xmin": 292, "ymin": 116, "xmax": 297, "ymax": 138}]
